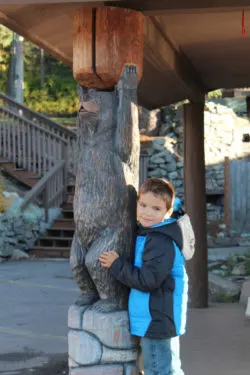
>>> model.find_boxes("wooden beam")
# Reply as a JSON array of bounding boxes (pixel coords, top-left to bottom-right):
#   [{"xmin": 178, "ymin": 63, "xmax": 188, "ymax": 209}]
[
  {"xmin": 184, "ymin": 101, "xmax": 208, "ymax": 308},
  {"xmin": 10, "ymin": 4, "xmax": 77, "ymax": 30},
  {"xmin": 73, "ymin": 7, "xmax": 144, "ymax": 88},
  {"xmin": 224, "ymin": 157, "xmax": 230, "ymax": 233},
  {"xmin": 0, "ymin": 0, "xmax": 107, "ymax": 4},
  {"xmin": 105, "ymin": 1, "xmax": 250, "ymax": 14},
  {"xmin": 3, "ymin": 0, "xmax": 250, "ymax": 11},
  {"xmin": 0, "ymin": 11, "xmax": 72, "ymax": 66},
  {"xmin": 144, "ymin": 17, "xmax": 206, "ymax": 103}
]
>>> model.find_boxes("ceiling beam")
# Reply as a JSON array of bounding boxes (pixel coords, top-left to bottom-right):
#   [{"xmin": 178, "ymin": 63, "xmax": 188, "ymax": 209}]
[
  {"xmin": 143, "ymin": 17, "xmax": 206, "ymax": 103},
  {"xmin": 0, "ymin": 0, "xmax": 107, "ymax": 4},
  {"xmin": 1, "ymin": 1, "xmax": 250, "ymax": 13},
  {"xmin": 105, "ymin": 0, "xmax": 250, "ymax": 14},
  {"xmin": 0, "ymin": 11, "xmax": 72, "ymax": 66}
]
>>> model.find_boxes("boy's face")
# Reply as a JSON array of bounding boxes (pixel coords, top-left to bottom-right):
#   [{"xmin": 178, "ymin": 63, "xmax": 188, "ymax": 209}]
[{"xmin": 137, "ymin": 192, "xmax": 172, "ymax": 227}]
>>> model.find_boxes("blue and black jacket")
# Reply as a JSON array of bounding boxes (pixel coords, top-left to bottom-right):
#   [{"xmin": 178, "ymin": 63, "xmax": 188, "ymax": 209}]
[{"xmin": 110, "ymin": 217, "xmax": 192, "ymax": 339}]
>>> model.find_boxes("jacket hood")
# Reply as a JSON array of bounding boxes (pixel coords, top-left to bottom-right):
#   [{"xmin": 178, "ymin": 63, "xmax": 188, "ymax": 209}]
[{"xmin": 138, "ymin": 214, "xmax": 195, "ymax": 261}]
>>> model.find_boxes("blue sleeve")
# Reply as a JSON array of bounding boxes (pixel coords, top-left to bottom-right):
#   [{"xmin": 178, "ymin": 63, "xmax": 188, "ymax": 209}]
[{"xmin": 110, "ymin": 234, "xmax": 175, "ymax": 292}]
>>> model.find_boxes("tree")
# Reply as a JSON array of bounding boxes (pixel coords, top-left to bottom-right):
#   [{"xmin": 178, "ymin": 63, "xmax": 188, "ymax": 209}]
[
  {"xmin": 0, "ymin": 25, "xmax": 78, "ymax": 116},
  {"xmin": 0, "ymin": 25, "xmax": 13, "ymax": 92}
]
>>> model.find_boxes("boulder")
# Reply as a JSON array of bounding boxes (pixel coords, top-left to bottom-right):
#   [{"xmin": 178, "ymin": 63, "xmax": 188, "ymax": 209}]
[
  {"xmin": 209, "ymin": 274, "xmax": 241, "ymax": 301},
  {"xmin": 11, "ymin": 249, "xmax": 29, "ymax": 260},
  {"xmin": 240, "ymin": 280, "xmax": 250, "ymax": 305}
]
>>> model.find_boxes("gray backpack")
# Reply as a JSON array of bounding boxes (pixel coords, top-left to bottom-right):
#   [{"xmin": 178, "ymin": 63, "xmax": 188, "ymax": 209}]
[{"xmin": 177, "ymin": 214, "xmax": 195, "ymax": 261}]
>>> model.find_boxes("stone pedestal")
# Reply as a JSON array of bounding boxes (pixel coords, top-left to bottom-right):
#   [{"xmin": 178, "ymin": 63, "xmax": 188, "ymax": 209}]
[{"xmin": 68, "ymin": 304, "xmax": 138, "ymax": 374}]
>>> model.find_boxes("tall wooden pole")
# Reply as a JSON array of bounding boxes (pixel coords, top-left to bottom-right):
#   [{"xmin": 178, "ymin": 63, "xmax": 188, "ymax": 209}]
[
  {"xmin": 246, "ymin": 96, "xmax": 250, "ymax": 118},
  {"xmin": 10, "ymin": 33, "xmax": 24, "ymax": 104},
  {"xmin": 184, "ymin": 101, "xmax": 208, "ymax": 308}
]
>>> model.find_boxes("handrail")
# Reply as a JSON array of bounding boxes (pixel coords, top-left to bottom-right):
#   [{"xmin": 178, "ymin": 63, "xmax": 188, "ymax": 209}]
[
  {"xmin": 0, "ymin": 92, "xmax": 76, "ymax": 139},
  {"xmin": 0, "ymin": 93, "xmax": 77, "ymax": 176},
  {"xmin": 0, "ymin": 105, "xmax": 69, "ymax": 176},
  {"xmin": 20, "ymin": 160, "xmax": 67, "ymax": 221},
  {"xmin": 0, "ymin": 105, "xmax": 68, "ymax": 144},
  {"xmin": 0, "ymin": 92, "xmax": 76, "ymax": 214}
]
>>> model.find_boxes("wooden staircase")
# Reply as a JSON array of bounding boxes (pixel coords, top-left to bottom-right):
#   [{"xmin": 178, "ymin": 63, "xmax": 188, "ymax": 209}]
[
  {"xmin": 0, "ymin": 157, "xmax": 40, "ymax": 188},
  {"xmin": 30, "ymin": 185, "xmax": 75, "ymax": 258},
  {"xmin": 0, "ymin": 92, "xmax": 77, "ymax": 259},
  {"xmin": 0, "ymin": 158, "xmax": 75, "ymax": 258}
]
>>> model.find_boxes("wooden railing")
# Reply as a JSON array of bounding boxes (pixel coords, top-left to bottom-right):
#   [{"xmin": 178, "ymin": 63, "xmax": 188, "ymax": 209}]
[
  {"xmin": 0, "ymin": 92, "xmax": 150, "ymax": 217},
  {"xmin": 0, "ymin": 105, "xmax": 68, "ymax": 177},
  {"xmin": 20, "ymin": 161, "xmax": 67, "ymax": 221},
  {"xmin": 0, "ymin": 92, "xmax": 77, "ymax": 174}
]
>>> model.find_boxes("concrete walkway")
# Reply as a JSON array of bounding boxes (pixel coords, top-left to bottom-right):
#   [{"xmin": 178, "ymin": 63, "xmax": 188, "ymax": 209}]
[
  {"xmin": 182, "ymin": 304, "xmax": 250, "ymax": 375},
  {"xmin": 0, "ymin": 259, "xmax": 78, "ymax": 375},
  {"xmin": 1, "ymin": 259, "xmax": 250, "ymax": 374}
]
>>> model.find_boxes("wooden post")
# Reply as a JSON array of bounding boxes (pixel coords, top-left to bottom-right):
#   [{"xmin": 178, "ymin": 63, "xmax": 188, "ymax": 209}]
[
  {"xmin": 224, "ymin": 156, "xmax": 230, "ymax": 233},
  {"xmin": 246, "ymin": 96, "xmax": 250, "ymax": 118},
  {"xmin": 43, "ymin": 184, "xmax": 49, "ymax": 223},
  {"xmin": 184, "ymin": 101, "xmax": 208, "ymax": 308},
  {"xmin": 62, "ymin": 142, "xmax": 68, "ymax": 202},
  {"xmin": 73, "ymin": 7, "xmax": 144, "ymax": 89}
]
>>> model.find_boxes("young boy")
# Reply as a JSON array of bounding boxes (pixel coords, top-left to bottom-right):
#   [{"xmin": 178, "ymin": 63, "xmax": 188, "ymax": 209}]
[{"xmin": 99, "ymin": 178, "xmax": 194, "ymax": 375}]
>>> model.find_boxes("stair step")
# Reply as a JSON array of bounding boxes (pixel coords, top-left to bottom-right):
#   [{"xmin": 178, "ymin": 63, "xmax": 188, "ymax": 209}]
[
  {"xmin": 67, "ymin": 194, "xmax": 74, "ymax": 203},
  {"xmin": 1, "ymin": 163, "xmax": 40, "ymax": 188},
  {"xmin": 47, "ymin": 228, "xmax": 74, "ymax": 237},
  {"xmin": 29, "ymin": 246, "xmax": 70, "ymax": 258},
  {"xmin": 67, "ymin": 185, "xmax": 75, "ymax": 194},
  {"xmin": 0, "ymin": 159, "xmax": 11, "ymax": 164},
  {"xmin": 37, "ymin": 236, "xmax": 73, "ymax": 247},
  {"xmin": 62, "ymin": 209, "xmax": 73, "ymax": 219},
  {"xmin": 53, "ymin": 219, "xmax": 75, "ymax": 229},
  {"xmin": 62, "ymin": 202, "xmax": 73, "ymax": 210}
]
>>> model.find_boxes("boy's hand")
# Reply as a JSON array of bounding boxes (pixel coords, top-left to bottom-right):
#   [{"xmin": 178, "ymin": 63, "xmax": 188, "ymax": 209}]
[{"xmin": 99, "ymin": 251, "xmax": 119, "ymax": 269}]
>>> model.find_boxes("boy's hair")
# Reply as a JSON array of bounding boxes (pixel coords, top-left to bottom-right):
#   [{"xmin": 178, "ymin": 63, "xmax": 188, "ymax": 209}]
[{"xmin": 139, "ymin": 178, "xmax": 175, "ymax": 211}]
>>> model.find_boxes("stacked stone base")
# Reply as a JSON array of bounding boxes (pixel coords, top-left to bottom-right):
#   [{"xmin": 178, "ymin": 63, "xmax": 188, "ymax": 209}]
[{"xmin": 68, "ymin": 304, "xmax": 138, "ymax": 375}]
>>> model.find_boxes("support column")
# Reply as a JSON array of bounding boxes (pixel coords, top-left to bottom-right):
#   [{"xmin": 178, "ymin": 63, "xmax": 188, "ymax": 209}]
[
  {"xmin": 69, "ymin": 6, "xmax": 144, "ymax": 375},
  {"xmin": 184, "ymin": 101, "xmax": 208, "ymax": 308},
  {"xmin": 246, "ymin": 96, "xmax": 250, "ymax": 118}
]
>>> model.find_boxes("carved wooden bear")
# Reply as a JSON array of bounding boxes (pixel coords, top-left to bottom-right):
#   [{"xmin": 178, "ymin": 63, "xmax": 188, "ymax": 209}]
[{"xmin": 70, "ymin": 66, "xmax": 140, "ymax": 311}]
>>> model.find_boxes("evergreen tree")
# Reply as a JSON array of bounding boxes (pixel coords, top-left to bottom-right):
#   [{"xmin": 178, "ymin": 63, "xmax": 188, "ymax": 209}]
[{"xmin": 0, "ymin": 25, "xmax": 78, "ymax": 117}]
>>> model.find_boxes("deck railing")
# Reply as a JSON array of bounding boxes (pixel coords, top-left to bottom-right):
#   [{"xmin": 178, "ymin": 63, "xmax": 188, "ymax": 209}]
[
  {"xmin": 0, "ymin": 105, "xmax": 68, "ymax": 177},
  {"xmin": 0, "ymin": 92, "xmax": 77, "ymax": 175},
  {"xmin": 20, "ymin": 160, "xmax": 67, "ymax": 221}
]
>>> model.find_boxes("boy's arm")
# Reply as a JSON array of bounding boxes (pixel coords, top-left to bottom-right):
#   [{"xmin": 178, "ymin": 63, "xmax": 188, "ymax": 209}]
[{"xmin": 110, "ymin": 234, "xmax": 175, "ymax": 292}]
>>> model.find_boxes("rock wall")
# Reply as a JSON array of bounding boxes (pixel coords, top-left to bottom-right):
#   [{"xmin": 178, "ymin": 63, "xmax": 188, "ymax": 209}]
[
  {"xmin": 142, "ymin": 101, "xmax": 250, "ymax": 225},
  {"xmin": 146, "ymin": 137, "xmax": 184, "ymax": 198},
  {"xmin": 0, "ymin": 195, "xmax": 61, "ymax": 260},
  {"xmin": 0, "ymin": 213, "xmax": 40, "ymax": 258}
]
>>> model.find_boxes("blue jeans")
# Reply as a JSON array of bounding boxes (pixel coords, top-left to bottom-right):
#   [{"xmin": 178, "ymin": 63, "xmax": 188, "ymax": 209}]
[{"xmin": 141, "ymin": 336, "xmax": 184, "ymax": 375}]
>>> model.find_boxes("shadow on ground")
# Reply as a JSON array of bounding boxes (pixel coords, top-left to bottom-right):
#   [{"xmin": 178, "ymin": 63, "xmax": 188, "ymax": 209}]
[{"xmin": 0, "ymin": 259, "xmax": 78, "ymax": 375}]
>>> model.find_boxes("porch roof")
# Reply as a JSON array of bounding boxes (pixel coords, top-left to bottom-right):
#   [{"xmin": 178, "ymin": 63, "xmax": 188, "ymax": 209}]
[{"xmin": 1, "ymin": 1, "xmax": 250, "ymax": 108}]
